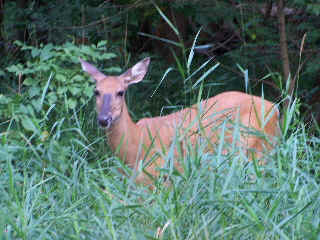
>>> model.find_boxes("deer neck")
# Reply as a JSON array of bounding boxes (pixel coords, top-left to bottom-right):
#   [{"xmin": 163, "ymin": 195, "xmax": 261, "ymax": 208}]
[{"xmin": 106, "ymin": 102, "xmax": 141, "ymax": 167}]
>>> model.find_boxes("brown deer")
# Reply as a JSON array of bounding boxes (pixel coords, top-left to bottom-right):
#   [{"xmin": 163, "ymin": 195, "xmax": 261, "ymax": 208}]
[{"xmin": 80, "ymin": 57, "xmax": 280, "ymax": 185}]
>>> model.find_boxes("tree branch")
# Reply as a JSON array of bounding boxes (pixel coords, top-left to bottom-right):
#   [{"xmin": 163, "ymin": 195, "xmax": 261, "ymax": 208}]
[{"xmin": 278, "ymin": 0, "xmax": 293, "ymax": 100}]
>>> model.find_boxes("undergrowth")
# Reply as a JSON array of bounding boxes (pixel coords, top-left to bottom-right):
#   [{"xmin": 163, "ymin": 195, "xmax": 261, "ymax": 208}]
[
  {"xmin": 0, "ymin": 39, "xmax": 319, "ymax": 239},
  {"xmin": 1, "ymin": 105, "xmax": 319, "ymax": 239}
]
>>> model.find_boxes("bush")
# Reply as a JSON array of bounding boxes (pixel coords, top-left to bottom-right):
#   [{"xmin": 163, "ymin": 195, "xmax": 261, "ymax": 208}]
[{"xmin": 0, "ymin": 41, "xmax": 118, "ymax": 174}]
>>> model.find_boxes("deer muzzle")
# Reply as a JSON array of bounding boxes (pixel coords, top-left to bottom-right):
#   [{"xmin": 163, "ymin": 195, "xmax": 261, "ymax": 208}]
[{"xmin": 98, "ymin": 94, "xmax": 112, "ymax": 128}]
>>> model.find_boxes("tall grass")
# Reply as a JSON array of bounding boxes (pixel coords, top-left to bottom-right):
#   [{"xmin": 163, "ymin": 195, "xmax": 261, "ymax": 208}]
[
  {"xmin": 1, "ymin": 110, "xmax": 319, "ymax": 239},
  {"xmin": 1, "ymin": 61, "xmax": 320, "ymax": 240}
]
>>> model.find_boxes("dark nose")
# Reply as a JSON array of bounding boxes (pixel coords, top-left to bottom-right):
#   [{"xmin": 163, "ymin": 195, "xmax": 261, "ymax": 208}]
[{"xmin": 98, "ymin": 115, "xmax": 112, "ymax": 128}]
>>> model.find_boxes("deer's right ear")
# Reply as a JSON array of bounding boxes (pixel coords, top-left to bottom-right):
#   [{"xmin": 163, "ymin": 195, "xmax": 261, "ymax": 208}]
[
  {"xmin": 80, "ymin": 58, "xmax": 106, "ymax": 82},
  {"xmin": 121, "ymin": 57, "xmax": 150, "ymax": 87}
]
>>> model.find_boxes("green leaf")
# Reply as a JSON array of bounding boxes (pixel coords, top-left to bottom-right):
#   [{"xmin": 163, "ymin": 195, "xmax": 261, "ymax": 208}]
[
  {"xmin": 80, "ymin": 46, "xmax": 93, "ymax": 56},
  {"xmin": 31, "ymin": 48, "xmax": 40, "ymax": 58},
  {"xmin": 28, "ymin": 86, "xmax": 41, "ymax": 98},
  {"xmin": 18, "ymin": 104, "xmax": 31, "ymax": 115},
  {"xmin": 21, "ymin": 117, "xmax": 37, "ymax": 132},
  {"xmin": 13, "ymin": 40, "xmax": 23, "ymax": 47},
  {"xmin": 69, "ymin": 86, "xmax": 81, "ymax": 96},
  {"xmin": 6, "ymin": 64, "xmax": 24, "ymax": 74},
  {"xmin": 23, "ymin": 77, "xmax": 36, "ymax": 86},
  {"xmin": 26, "ymin": 103, "xmax": 35, "ymax": 116},
  {"xmin": 68, "ymin": 98, "xmax": 77, "ymax": 109},
  {"xmin": 97, "ymin": 40, "xmax": 108, "ymax": 48},
  {"xmin": 100, "ymin": 53, "xmax": 116, "ymax": 59},
  {"xmin": 31, "ymin": 99, "xmax": 42, "ymax": 112},
  {"xmin": 47, "ymin": 92, "xmax": 58, "ymax": 105},
  {"xmin": 72, "ymin": 74, "xmax": 85, "ymax": 82},
  {"xmin": 55, "ymin": 73, "xmax": 67, "ymax": 82},
  {"xmin": 0, "ymin": 95, "xmax": 10, "ymax": 104},
  {"xmin": 105, "ymin": 67, "xmax": 122, "ymax": 73},
  {"xmin": 84, "ymin": 85, "xmax": 94, "ymax": 98},
  {"xmin": 40, "ymin": 43, "xmax": 54, "ymax": 61},
  {"xmin": 57, "ymin": 87, "xmax": 67, "ymax": 95}
]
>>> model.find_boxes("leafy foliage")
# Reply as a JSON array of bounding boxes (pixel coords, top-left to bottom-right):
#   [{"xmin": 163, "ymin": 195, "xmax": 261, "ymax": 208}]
[
  {"xmin": 0, "ymin": 41, "xmax": 118, "ymax": 174},
  {"xmin": 5, "ymin": 40, "xmax": 118, "ymax": 113}
]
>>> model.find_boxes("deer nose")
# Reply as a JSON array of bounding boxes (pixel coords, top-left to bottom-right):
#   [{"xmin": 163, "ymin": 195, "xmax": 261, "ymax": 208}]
[{"xmin": 98, "ymin": 115, "xmax": 112, "ymax": 128}]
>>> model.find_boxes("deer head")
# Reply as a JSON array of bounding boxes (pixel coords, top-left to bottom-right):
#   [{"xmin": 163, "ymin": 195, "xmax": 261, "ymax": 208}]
[{"xmin": 80, "ymin": 57, "xmax": 150, "ymax": 128}]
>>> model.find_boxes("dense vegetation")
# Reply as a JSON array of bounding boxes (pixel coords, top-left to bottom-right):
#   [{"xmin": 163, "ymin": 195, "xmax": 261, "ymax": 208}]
[{"xmin": 0, "ymin": 0, "xmax": 320, "ymax": 239}]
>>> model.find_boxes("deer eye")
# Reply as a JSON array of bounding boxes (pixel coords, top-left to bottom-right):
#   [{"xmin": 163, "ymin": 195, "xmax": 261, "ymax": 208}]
[
  {"xmin": 117, "ymin": 91, "xmax": 124, "ymax": 97},
  {"xmin": 94, "ymin": 90, "xmax": 100, "ymax": 96}
]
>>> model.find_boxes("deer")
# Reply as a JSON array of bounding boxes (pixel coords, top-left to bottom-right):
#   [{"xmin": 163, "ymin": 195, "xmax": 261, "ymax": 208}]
[{"xmin": 80, "ymin": 57, "xmax": 280, "ymax": 185}]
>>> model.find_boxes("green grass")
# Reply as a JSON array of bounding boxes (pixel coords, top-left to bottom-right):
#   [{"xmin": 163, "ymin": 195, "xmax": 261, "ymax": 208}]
[
  {"xmin": 1, "ymin": 95, "xmax": 320, "ymax": 239},
  {"xmin": 0, "ymin": 37, "xmax": 319, "ymax": 238}
]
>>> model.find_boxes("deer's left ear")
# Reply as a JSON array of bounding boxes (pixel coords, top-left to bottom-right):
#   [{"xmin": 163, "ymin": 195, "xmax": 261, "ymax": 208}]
[{"xmin": 121, "ymin": 57, "xmax": 150, "ymax": 86}]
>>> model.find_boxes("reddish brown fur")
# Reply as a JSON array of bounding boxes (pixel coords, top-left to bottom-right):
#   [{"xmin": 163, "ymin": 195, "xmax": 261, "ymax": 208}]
[{"xmin": 80, "ymin": 58, "xmax": 280, "ymax": 185}]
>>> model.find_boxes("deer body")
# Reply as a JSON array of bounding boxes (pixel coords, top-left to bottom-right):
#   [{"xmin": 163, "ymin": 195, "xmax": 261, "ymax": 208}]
[{"xmin": 80, "ymin": 58, "xmax": 280, "ymax": 185}]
